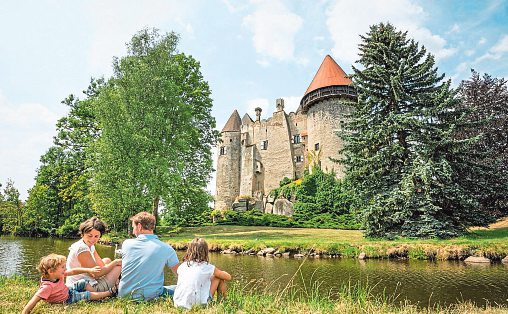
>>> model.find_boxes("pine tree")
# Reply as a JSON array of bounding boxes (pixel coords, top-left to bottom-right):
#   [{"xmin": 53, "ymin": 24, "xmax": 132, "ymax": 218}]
[
  {"xmin": 455, "ymin": 71, "xmax": 508, "ymax": 215},
  {"xmin": 341, "ymin": 23, "xmax": 489, "ymax": 238}
]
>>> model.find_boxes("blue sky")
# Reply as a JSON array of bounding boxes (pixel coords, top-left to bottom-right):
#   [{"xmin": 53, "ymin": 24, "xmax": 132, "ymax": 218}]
[{"xmin": 1, "ymin": 0, "xmax": 507, "ymax": 200}]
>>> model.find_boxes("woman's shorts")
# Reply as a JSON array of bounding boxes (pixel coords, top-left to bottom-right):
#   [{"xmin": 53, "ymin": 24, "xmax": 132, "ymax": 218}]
[{"xmin": 92, "ymin": 276, "xmax": 116, "ymax": 292}]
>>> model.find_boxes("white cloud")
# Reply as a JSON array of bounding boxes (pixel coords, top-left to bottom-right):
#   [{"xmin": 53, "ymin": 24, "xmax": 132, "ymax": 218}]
[
  {"xmin": 476, "ymin": 34, "xmax": 508, "ymax": 62},
  {"xmin": 0, "ymin": 91, "xmax": 60, "ymax": 200},
  {"xmin": 326, "ymin": 0, "xmax": 456, "ymax": 67},
  {"xmin": 84, "ymin": 0, "xmax": 193, "ymax": 76},
  {"xmin": 448, "ymin": 23, "xmax": 460, "ymax": 34},
  {"xmin": 479, "ymin": 37, "xmax": 487, "ymax": 45},
  {"xmin": 491, "ymin": 35, "xmax": 508, "ymax": 54},
  {"xmin": 243, "ymin": 0, "xmax": 303, "ymax": 62}
]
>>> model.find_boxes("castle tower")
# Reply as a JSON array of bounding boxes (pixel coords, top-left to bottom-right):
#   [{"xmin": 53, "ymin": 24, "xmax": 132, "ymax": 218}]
[
  {"xmin": 299, "ymin": 55, "xmax": 356, "ymax": 176},
  {"xmin": 215, "ymin": 110, "xmax": 242, "ymax": 211}
]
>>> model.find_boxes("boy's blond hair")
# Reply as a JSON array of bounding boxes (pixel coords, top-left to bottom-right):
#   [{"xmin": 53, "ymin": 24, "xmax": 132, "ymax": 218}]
[
  {"xmin": 130, "ymin": 211, "xmax": 156, "ymax": 231},
  {"xmin": 37, "ymin": 254, "xmax": 66, "ymax": 278},
  {"xmin": 183, "ymin": 238, "xmax": 209, "ymax": 265}
]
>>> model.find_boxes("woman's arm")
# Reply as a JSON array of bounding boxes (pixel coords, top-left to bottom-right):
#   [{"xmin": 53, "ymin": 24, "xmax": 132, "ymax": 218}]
[
  {"xmin": 93, "ymin": 250, "xmax": 106, "ymax": 267},
  {"xmin": 89, "ymin": 259, "xmax": 121, "ymax": 278},
  {"xmin": 22, "ymin": 294, "xmax": 42, "ymax": 314},
  {"xmin": 213, "ymin": 267, "xmax": 232, "ymax": 281}
]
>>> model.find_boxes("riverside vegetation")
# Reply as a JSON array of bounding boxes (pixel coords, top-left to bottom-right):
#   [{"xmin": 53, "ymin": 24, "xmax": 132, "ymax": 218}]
[
  {"xmin": 2, "ymin": 275, "xmax": 508, "ymax": 314},
  {"xmin": 158, "ymin": 225, "xmax": 508, "ymax": 261}
]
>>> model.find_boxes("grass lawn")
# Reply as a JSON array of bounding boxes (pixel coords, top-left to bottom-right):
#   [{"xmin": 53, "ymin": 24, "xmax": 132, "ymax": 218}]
[
  {"xmin": 159, "ymin": 225, "xmax": 508, "ymax": 260},
  {"xmin": 3, "ymin": 276, "xmax": 507, "ymax": 314}
]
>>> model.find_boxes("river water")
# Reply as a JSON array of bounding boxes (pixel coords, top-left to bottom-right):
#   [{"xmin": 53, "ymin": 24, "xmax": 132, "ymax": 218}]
[{"xmin": 1, "ymin": 236, "xmax": 507, "ymax": 307}]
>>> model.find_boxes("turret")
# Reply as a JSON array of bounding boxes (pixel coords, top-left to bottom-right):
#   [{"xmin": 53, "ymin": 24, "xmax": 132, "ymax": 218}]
[
  {"xmin": 215, "ymin": 110, "xmax": 242, "ymax": 210},
  {"xmin": 299, "ymin": 55, "xmax": 356, "ymax": 176}
]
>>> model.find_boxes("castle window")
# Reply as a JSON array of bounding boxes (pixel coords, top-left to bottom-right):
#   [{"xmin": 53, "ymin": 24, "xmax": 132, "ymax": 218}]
[
  {"xmin": 292, "ymin": 134, "xmax": 301, "ymax": 144},
  {"xmin": 260, "ymin": 140, "xmax": 268, "ymax": 150},
  {"xmin": 315, "ymin": 143, "xmax": 320, "ymax": 151},
  {"xmin": 295, "ymin": 155, "xmax": 303, "ymax": 163},
  {"xmin": 220, "ymin": 146, "xmax": 226, "ymax": 155}
]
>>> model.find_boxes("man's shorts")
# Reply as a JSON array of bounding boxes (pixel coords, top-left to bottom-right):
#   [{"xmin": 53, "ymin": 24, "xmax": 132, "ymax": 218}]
[{"xmin": 67, "ymin": 279, "xmax": 91, "ymax": 304}]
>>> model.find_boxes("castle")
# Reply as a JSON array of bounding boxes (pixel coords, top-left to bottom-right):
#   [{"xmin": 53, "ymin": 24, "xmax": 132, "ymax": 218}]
[{"xmin": 214, "ymin": 55, "xmax": 356, "ymax": 214}]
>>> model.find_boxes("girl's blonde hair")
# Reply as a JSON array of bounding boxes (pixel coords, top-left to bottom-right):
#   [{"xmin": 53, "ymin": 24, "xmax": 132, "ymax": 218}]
[
  {"xmin": 37, "ymin": 254, "xmax": 66, "ymax": 278},
  {"xmin": 183, "ymin": 238, "xmax": 209, "ymax": 265}
]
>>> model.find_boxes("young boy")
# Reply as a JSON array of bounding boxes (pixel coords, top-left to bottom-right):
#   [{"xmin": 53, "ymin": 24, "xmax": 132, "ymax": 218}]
[{"xmin": 22, "ymin": 253, "xmax": 115, "ymax": 314}]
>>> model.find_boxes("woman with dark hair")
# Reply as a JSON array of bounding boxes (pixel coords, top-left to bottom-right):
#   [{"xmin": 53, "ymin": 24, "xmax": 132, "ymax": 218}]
[{"xmin": 66, "ymin": 217, "xmax": 122, "ymax": 293}]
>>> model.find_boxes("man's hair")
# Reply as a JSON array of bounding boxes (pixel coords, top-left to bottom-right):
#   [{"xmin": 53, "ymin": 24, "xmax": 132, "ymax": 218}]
[
  {"xmin": 130, "ymin": 212, "xmax": 156, "ymax": 231},
  {"xmin": 183, "ymin": 238, "xmax": 209, "ymax": 265},
  {"xmin": 79, "ymin": 217, "xmax": 107, "ymax": 236},
  {"xmin": 37, "ymin": 254, "xmax": 66, "ymax": 278}
]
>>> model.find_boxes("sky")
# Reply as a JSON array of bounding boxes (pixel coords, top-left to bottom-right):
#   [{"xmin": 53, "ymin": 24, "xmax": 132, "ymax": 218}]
[{"xmin": 1, "ymin": 0, "xmax": 507, "ymax": 200}]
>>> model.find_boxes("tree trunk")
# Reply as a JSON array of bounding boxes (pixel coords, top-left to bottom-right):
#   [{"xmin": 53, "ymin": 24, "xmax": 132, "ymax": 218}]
[{"xmin": 152, "ymin": 196, "xmax": 159, "ymax": 232}]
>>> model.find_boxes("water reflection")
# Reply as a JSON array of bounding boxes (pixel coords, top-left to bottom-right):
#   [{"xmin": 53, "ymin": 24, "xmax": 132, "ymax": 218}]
[{"xmin": 1, "ymin": 236, "xmax": 508, "ymax": 307}]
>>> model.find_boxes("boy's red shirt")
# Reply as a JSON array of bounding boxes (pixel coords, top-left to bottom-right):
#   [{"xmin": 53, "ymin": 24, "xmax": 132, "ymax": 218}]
[{"xmin": 36, "ymin": 277, "xmax": 69, "ymax": 303}]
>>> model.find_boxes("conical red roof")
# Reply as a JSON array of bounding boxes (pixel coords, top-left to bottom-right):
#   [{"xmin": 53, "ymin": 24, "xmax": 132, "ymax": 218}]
[
  {"xmin": 222, "ymin": 110, "xmax": 241, "ymax": 132},
  {"xmin": 304, "ymin": 55, "xmax": 351, "ymax": 97}
]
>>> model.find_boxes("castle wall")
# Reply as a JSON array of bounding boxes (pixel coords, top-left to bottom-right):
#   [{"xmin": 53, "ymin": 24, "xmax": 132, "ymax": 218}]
[
  {"xmin": 215, "ymin": 131, "xmax": 241, "ymax": 210},
  {"xmin": 249, "ymin": 110, "xmax": 295, "ymax": 194},
  {"xmin": 306, "ymin": 98, "xmax": 352, "ymax": 177},
  {"xmin": 287, "ymin": 112, "xmax": 307, "ymax": 179}
]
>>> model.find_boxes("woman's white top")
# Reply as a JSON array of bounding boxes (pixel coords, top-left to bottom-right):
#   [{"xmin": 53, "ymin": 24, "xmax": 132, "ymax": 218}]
[
  {"xmin": 65, "ymin": 239, "xmax": 98, "ymax": 286},
  {"xmin": 173, "ymin": 261, "xmax": 215, "ymax": 309}
]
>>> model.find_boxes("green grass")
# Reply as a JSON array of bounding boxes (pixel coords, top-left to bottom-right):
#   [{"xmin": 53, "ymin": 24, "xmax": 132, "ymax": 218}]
[
  {"xmin": 159, "ymin": 225, "xmax": 508, "ymax": 260},
  {"xmin": 2, "ymin": 275, "xmax": 507, "ymax": 314}
]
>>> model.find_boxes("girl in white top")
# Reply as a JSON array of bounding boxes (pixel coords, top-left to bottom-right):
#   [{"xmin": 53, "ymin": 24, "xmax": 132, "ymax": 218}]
[
  {"xmin": 173, "ymin": 238, "xmax": 231, "ymax": 309},
  {"xmin": 66, "ymin": 217, "xmax": 121, "ymax": 292}
]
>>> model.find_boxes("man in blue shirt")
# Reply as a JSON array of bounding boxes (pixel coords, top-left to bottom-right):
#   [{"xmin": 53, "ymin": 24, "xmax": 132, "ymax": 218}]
[{"xmin": 118, "ymin": 212, "xmax": 179, "ymax": 300}]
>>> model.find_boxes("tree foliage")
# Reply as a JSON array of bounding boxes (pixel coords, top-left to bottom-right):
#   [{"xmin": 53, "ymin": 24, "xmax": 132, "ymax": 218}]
[
  {"xmin": 90, "ymin": 28, "xmax": 218, "ymax": 231},
  {"xmin": 341, "ymin": 23, "xmax": 490, "ymax": 238},
  {"xmin": 454, "ymin": 71, "xmax": 508, "ymax": 215}
]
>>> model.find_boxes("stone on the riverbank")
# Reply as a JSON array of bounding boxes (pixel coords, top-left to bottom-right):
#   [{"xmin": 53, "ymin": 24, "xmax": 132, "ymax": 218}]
[
  {"xmin": 358, "ymin": 252, "xmax": 366, "ymax": 260},
  {"xmin": 257, "ymin": 250, "xmax": 265, "ymax": 256},
  {"xmin": 502, "ymin": 256, "xmax": 508, "ymax": 263},
  {"xmin": 244, "ymin": 248, "xmax": 254, "ymax": 255},
  {"xmin": 264, "ymin": 247, "xmax": 276, "ymax": 254},
  {"xmin": 223, "ymin": 249, "xmax": 234, "ymax": 254},
  {"xmin": 294, "ymin": 254, "xmax": 304, "ymax": 259},
  {"xmin": 282, "ymin": 252, "xmax": 290, "ymax": 258},
  {"xmin": 275, "ymin": 253, "xmax": 282, "ymax": 257},
  {"xmin": 266, "ymin": 253, "xmax": 274, "ymax": 257},
  {"xmin": 464, "ymin": 256, "xmax": 491, "ymax": 263}
]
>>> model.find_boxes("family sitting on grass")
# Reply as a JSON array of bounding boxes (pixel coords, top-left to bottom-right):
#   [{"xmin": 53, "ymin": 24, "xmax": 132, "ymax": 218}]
[{"xmin": 22, "ymin": 212, "xmax": 231, "ymax": 313}]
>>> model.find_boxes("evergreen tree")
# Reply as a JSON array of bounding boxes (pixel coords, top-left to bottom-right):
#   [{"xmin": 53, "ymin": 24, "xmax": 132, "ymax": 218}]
[
  {"xmin": 342, "ymin": 23, "xmax": 488, "ymax": 238},
  {"xmin": 455, "ymin": 71, "xmax": 508, "ymax": 215}
]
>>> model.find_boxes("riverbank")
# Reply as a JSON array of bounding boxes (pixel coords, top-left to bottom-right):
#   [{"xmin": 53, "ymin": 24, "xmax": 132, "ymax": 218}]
[
  {"xmin": 2, "ymin": 276, "xmax": 507, "ymax": 314},
  {"xmin": 156, "ymin": 225, "xmax": 508, "ymax": 261}
]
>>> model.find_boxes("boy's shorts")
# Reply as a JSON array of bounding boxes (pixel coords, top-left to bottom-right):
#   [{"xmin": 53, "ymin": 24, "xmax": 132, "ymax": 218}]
[{"xmin": 67, "ymin": 279, "xmax": 91, "ymax": 304}]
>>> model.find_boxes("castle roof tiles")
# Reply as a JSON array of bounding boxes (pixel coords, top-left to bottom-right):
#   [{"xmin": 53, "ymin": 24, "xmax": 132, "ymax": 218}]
[
  {"xmin": 303, "ymin": 55, "xmax": 351, "ymax": 97},
  {"xmin": 222, "ymin": 110, "xmax": 242, "ymax": 132}
]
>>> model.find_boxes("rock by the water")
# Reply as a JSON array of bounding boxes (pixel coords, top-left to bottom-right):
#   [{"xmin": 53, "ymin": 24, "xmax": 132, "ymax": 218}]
[
  {"xmin": 358, "ymin": 252, "xmax": 366, "ymax": 260},
  {"xmin": 294, "ymin": 254, "xmax": 304, "ymax": 259},
  {"xmin": 502, "ymin": 256, "xmax": 508, "ymax": 263},
  {"xmin": 464, "ymin": 256, "xmax": 491, "ymax": 263}
]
